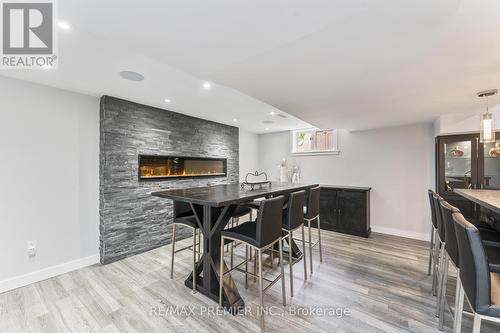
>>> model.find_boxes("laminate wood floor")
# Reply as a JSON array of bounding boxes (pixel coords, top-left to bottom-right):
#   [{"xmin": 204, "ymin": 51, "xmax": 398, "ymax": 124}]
[{"xmin": 1, "ymin": 231, "xmax": 499, "ymax": 333}]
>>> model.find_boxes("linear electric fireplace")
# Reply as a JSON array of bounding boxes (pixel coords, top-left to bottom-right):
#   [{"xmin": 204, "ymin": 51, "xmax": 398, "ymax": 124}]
[{"xmin": 138, "ymin": 155, "xmax": 227, "ymax": 181}]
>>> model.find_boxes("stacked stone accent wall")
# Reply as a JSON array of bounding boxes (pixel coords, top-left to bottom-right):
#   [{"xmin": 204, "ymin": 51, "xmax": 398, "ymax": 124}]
[{"xmin": 99, "ymin": 96, "xmax": 238, "ymax": 263}]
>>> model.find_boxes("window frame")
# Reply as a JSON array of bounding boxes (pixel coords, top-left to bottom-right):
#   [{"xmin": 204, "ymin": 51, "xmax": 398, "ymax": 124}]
[{"xmin": 290, "ymin": 128, "xmax": 340, "ymax": 156}]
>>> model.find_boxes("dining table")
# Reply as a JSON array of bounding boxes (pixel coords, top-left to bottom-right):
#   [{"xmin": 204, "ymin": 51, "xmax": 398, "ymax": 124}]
[
  {"xmin": 455, "ymin": 189, "xmax": 500, "ymax": 233},
  {"xmin": 454, "ymin": 189, "xmax": 500, "ymax": 215},
  {"xmin": 151, "ymin": 182, "xmax": 319, "ymax": 311}
]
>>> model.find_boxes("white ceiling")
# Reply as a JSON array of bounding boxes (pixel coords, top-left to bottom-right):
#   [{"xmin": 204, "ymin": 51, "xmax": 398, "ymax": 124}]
[{"xmin": 2, "ymin": 0, "xmax": 500, "ymax": 132}]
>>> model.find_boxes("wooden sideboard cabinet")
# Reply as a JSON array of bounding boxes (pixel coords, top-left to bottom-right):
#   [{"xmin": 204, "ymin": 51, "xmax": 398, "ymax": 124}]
[{"xmin": 318, "ymin": 185, "xmax": 371, "ymax": 237}]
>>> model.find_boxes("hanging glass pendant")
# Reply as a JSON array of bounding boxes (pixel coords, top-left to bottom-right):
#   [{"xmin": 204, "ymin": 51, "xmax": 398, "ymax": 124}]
[{"xmin": 478, "ymin": 89, "xmax": 498, "ymax": 143}]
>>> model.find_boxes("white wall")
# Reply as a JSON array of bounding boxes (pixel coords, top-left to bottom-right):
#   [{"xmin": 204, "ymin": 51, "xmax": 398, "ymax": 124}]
[
  {"xmin": 239, "ymin": 129, "xmax": 260, "ymax": 181},
  {"xmin": 259, "ymin": 123, "xmax": 435, "ymax": 240},
  {"xmin": 0, "ymin": 76, "xmax": 100, "ymax": 292}
]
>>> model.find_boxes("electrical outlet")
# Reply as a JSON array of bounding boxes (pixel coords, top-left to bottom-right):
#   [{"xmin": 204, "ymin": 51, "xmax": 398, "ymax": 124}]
[{"xmin": 27, "ymin": 240, "xmax": 37, "ymax": 259}]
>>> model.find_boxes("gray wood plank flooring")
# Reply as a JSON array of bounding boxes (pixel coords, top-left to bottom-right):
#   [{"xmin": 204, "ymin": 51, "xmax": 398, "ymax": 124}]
[{"xmin": 1, "ymin": 231, "xmax": 499, "ymax": 332}]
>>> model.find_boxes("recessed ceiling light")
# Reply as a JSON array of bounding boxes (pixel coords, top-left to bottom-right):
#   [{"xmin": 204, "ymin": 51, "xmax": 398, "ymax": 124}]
[
  {"xmin": 119, "ymin": 71, "xmax": 144, "ymax": 82},
  {"xmin": 203, "ymin": 82, "xmax": 212, "ymax": 89},
  {"xmin": 233, "ymin": 118, "xmax": 237, "ymax": 122},
  {"xmin": 265, "ymin": 127, "xmax": 270, "ymax": 131},
  {"xmin": 269, "ymin": 111, "xmax": 276, "ymax": 115},
  {"xmin": 57, "ymin": 21, "xmax": 71, "ymax": 30},
  {"xmin": 164, "ymin": 98, "xmax": 171, "ymax": 103}
]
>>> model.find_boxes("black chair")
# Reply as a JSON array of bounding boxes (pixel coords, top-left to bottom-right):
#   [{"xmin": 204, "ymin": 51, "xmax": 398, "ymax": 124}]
[
  {"xmin": 453, "ymin": 212, "xmax": 500, "ymax": 333},
  {"xmin": 437, "ymin": 200, "xmax": 461, "ymax": 330},
  {"xmin": 304, "ymin": 186, "xmax": 322, "ymax": 275},
  {"xmin": 432, "ymin": 192, "xmax": 446, "ymax": 298},
  {"xmin": 432, "ymin": 192, "xmax": 446, "ymax": 315},
  {"xmin": 428, "ymin": 190, "xmax": 438, "ymax": 278},
  {"xmin": 170, "ymin": 201, "xmax": 202, "ymax": 293},
  {"xmin": 227, "ymin": 205, "xmax": 253, "ymax": 268},
  {"xmin": 219, "ymin": 196, "xmax": 287, "ymax": 333},
  {"xmin": 282, "ymin": 190, "xmax": 308, "ymax": 297}
]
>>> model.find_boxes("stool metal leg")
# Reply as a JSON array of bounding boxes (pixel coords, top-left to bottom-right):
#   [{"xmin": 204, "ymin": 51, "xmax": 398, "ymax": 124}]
[
  {"xmin": 452, "ymin": 271, "xmax": 462, "ymax": 333},
  {"xmin": 270, "ymin": 248, "xmax": 274, "ymax": 269},
  {"xmin": 192, "ymin": 228, "xmax": 197, "ymax": 293},
  {"xmin": 170, "ymin": 223, "xmax": 176, "ymax": 279},
  {"xmin": 254, "ymin": 249, "xmax": 257, "ymax": 282},
  {"xmin": 454, "ymin": 281, "xmax": 465, "ymax": 333},
  {"xmin": 317, "ymin": 216, "xmax": 323, "ymax": 262},
  {"xmin": 258, "ymin": 249, "xmax": 264, "ymax": 333},
  {"xmin": 308, "ymin": 219, "xmax": 313, "ymax": 275},
  {"xmin": 302, "ymin": 224, "xmax": 307, "ymax": 280},
  {"xmin": 472, "ymin": 313, "xmax": 482, "ymax": 333},
  {"xmin": 245, "ymin": 245, "xmax": 249, "ymax": 289},
  {"xmin": 279, "ymin": 239, "xmax": 286, "ymax": 306},
  {"xmin": 428, "ymin": 226, "xmax": 435, "ymax": 275},
  {"xmin": 438, "ymin": 254, "xmax": 449, "ymax": 329},
  {"xmin": 432, "ymin": 235, "xmax": 440, "ymax": 296},
  {"xmin": 289, "ymin": 231, "xmax": 294, "ymax": 297},
  {"xmin": 198, "ymin": 229, "xmax": 201, "ymax": 261},
  {"xmin": 436, "ymin": 242, "xmax": 446, "ymax": 317}
]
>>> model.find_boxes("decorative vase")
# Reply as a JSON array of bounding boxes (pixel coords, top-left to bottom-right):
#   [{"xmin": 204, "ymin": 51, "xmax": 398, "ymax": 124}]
[
  {"xmin": 489, "ymin": 143, "xmax": 500, "ymax": 157},
  {"xmin": 449, "ymin": 146, "xmax": 464, "ymax": 157}
]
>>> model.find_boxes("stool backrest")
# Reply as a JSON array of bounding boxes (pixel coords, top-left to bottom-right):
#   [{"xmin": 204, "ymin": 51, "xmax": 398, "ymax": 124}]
[
  {"xmin": 440, "ymin": 200, "xmax": 460, "ymax": 267},
  {"xmin": 257, "ymin": 195, "xmax": 286, "ymax": 248},
  {"xmin": 432, "ymin": 192, "xmax": 445, "ymax": 240},
  {"xmin": 174, "ymin": 201, "xmax": 193, "ymax": 219},
  {"xmin": 428, "ymin": 189, "xmax": 437, "ymax": 228},
  {"xmin": 283, "ymin": 190, "xmax": 307, "ymax": 230},
  {"xmin": 453, "ymin": 212, "xmax": 492, "ymax": 313},
  {"xmin": 305, "ymin": 186, "xmax": 321, "ymax": 219}
]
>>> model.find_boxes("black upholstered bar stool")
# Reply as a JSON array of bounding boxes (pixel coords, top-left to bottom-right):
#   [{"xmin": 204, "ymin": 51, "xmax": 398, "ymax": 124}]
[
  {"xmin": 437, "ymin": 200, "xmax": 461, "ymax": 330},
  {"xmin": 432, "ymin": 192, "xmax": 446, "ymax": 300},
  {"xmin": 227, "ymin": 205, "xmax": 253, "ymax": 267},
  {"xmin": 453, "ymin": 212, "xmax": 500, "ymax": 333},
  {"xmin": 304, "ymin": 186, "xmax": 322, "ymax": 275},
  {"xmin": 427, "ymin": 189, "xmax": 438, "ymax": 279},
  {"xmin": 432, "ymin": 192, "xmax": 447, "ymax": 315},
  {"xmin": 170, "ymin": 201, "xmax": 202, "ymax": 293},
  {"xmin": 219, "ymin": 196, "xmax": 287, "ymax": 333},
  {"xmin": 282, "ymin": 190, "xmax": 308, "ymax": 297}
]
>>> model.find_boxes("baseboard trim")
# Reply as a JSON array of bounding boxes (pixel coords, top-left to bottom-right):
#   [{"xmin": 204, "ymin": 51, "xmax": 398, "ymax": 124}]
[
  {"xmin": 371, "ymin": 226, "xmax": 430, "ymax": 241},
  {"xmin": 0, "ymin": 254, "xmax": 99, "ymax": 294}
]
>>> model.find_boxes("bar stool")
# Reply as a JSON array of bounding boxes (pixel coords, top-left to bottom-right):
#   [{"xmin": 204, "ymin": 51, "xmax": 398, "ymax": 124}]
[
  {"xmin": 219, "ymin": 196, "xmax": 287, "ymax": 333},
  {"xmin": 432, "ymin": 192, "xmax": 445, "ymax": 299},
  {"xmin": 437, "ymin": 200, "xmax": 461, "ymax": 330},
  {"xmin": 170, "ymin": 201, "xmax": 202, "ymax": 294},
  {"xmin": 427, "ymin": 189, "xmax": 438, "ymax": 278},
  {"xmin": 304, "ymin": 186, "xmax": 322, "ymax": 275},
  {"xmin": 228, "ymin": 205, "xmax": 253, "ymax": 268},
  {"xmin": 453, "ymin": 212, "xmax": 500, "ymax": 333},
  {"xmin": 282, "ymin": 190, "xmax": 308, "ymax": 297}
]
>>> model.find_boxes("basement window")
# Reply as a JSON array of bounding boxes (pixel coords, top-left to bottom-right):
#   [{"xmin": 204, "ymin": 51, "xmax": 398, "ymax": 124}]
[{"xmin": 291, "ymin": 129, "xmax": 339, "ymax": 155}]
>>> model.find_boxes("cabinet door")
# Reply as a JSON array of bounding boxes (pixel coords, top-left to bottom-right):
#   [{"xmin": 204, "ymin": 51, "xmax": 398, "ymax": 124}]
[
  {"xmin": 479, "ymin": 135, "xmax": 500, "ymax": 189},
  {"xmin": 319, "ymin": 189, "xmax": 337, "ymax": 230},
  {"xmin": 436, "ymin": 134, "xmax": 479, "ymax": 219},
  {"xmin": 337, "ymin": 190, "xmax": 366, "ymax": 234},
  {"xmin": 437, "ymin": 134, "xmax": 479, "ymax": 194}
]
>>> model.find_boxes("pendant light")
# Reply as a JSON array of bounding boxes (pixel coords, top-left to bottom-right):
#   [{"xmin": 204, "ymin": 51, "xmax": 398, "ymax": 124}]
[{"xmin": 478, "ymin": 89, "xmax": 498, "ymax": 143}]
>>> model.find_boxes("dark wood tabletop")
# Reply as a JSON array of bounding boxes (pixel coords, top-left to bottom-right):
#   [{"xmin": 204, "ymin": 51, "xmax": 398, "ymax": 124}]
[{"xmin": 151, "ymin": 182, "xmax": 320, "ymax": 207}]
